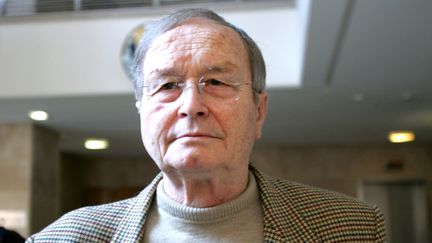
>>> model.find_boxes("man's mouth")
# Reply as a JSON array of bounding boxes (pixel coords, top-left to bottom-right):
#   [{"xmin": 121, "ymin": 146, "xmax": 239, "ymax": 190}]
[{"xmin": 177, "ymin": 132, "xmax": 216, "ymax": 139}]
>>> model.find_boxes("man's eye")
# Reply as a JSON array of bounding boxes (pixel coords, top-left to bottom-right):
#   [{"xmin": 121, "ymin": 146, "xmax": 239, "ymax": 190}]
[
  {"xmin": 160, "ymin": 82, "xmax": 178, "ymax": 90},
  {"xmin": 206, "ymin": 79, "xmax": 226, "ymax": 86}
]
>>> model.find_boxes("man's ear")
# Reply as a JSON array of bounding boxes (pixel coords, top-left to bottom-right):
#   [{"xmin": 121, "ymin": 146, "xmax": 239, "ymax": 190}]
[{"xmin": 255, "ymin": 92, "xmax": 268, "ymax": 139}]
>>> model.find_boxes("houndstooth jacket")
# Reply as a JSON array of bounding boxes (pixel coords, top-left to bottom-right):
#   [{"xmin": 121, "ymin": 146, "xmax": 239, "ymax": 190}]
[{"xmin": 27, "ymin": 165, "xmax": 385, "ymax": 242}]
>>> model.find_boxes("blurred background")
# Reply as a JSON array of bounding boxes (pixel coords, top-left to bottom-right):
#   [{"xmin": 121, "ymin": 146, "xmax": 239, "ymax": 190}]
[{"xmin": 0, "ymin": 0, "xmax": 431, "ymax": 242}]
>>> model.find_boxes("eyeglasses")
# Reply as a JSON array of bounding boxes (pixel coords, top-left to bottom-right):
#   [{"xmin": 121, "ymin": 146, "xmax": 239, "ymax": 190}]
[{"xmin": 141, "ymin": 74, "xmax": 251, "ymax": 103}]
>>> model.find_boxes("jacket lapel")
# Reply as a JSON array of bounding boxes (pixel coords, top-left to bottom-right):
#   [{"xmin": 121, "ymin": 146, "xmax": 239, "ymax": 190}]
[
  {"xmin": 250, "ymin": 165, "xmax": 319, "ymax": 242},
  {"xmin": 111, "ymin": 173, "xmax": 163, "ymax": 243}
]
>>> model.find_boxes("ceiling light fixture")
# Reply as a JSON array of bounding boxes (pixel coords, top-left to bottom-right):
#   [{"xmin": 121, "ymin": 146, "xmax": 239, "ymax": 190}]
[
  {"xmin": 84, "ymin": 138, "xmax": 109, "ymax": 150},
  {"xmin": 28, "ymin": 110, "xmax": 49, "ymax": 121},
  {"xmin": 388, "ymin": 131, "xmax": 415, "ymax": 143}
]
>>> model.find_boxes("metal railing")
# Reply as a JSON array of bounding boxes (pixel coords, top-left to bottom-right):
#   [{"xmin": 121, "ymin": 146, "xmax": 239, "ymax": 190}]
[{"xmin": 0, "ymin": 0, "xmax": 271, "ymax": 17}]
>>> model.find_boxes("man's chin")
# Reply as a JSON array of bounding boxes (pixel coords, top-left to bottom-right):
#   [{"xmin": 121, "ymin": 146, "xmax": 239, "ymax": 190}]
[
  {"xmin": 163, "ymin": 156, "xmax": 221, "ymax": 174},
  {"xmin": 162, "ymin": 144, "xmax": 228, "ymax": 172}
]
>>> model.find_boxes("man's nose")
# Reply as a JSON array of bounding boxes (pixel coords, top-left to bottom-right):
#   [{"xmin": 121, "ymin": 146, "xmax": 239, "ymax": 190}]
[{"xmin": 177, "ymin": 83, "xmax": 209, "ymax": 119}]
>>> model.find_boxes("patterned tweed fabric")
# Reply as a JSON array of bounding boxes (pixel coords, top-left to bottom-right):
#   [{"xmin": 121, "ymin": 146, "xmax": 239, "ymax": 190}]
[{"xmin": 26, "ymin": 165, "xmax": 385, "ymax": 242}]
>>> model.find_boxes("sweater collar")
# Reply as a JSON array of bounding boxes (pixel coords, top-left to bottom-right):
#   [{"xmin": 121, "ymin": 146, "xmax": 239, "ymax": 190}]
[{"xmin": 156, "ymin": 172, "xmax": 260, "ymax": 223}]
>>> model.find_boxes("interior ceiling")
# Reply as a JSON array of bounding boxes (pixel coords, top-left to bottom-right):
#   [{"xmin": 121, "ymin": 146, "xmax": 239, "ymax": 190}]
[{"xmin": 1, "ymin": 0, "xmax": 431, "ymax": 156}]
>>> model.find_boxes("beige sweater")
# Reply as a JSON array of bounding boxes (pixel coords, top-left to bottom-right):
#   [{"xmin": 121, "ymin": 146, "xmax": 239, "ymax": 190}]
[{"xmin": 143, "ymin": 173, "xmax": 264, "ymax": 243}]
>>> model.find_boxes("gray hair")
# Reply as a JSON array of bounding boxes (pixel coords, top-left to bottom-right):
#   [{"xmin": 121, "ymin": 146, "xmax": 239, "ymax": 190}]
[{"xmin": 131, "ymin": 8, "xmax": 266, "ymax": 103}]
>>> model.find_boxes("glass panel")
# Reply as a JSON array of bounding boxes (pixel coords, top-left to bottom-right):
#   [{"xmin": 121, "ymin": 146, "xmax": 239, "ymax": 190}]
[
  {"xmin": 81, "ymin": 0, "xmax": 152, "ymax": 10},
  {"xmin": 36, "ymin": 0, "xmax": 74, "ymax": 13}
]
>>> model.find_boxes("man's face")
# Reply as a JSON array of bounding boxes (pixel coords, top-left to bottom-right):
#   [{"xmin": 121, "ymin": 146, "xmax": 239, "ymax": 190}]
[{"xmin": 139, "ymin": 18, "xmax": 267, "ymax": 175}]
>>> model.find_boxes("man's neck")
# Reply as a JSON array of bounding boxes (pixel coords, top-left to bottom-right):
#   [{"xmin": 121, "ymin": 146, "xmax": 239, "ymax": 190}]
[{"xmin": 161, "ymin": 167, "xmax": 249, "ymax": 208}]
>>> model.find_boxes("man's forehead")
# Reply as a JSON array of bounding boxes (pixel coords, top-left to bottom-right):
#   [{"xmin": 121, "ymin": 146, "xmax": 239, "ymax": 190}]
[
  {"xmin": 143, "ymin": 18, "xmax": 248, "ymax": 77},
  {"xmin": 150, "ymin": 18, "xmax": 243, "ymax": 49}
]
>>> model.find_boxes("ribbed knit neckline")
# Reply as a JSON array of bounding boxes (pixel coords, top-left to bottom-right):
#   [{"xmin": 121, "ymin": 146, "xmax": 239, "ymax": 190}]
[{"xmin": 156, "ymin": 173, "xmax": 259, "ymax": 223}]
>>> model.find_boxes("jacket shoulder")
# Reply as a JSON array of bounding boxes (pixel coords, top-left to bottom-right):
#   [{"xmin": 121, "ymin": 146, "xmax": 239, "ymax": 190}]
[
  {"xmin": 267, "ymin": 175, "xmax": 385, "ymax": 241},
  {"xmin": 27, "ymin": 198, "xmax": 133, "ymax": 242},
  {"xmin": 249, "ymin": 165, "xmax": 385, "ymax": 242}
]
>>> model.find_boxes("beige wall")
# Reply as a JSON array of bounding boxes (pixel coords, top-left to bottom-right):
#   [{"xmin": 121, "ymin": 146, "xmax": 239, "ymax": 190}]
[
  {"xmin": 0, "ymin": 123, "xmax": 60, "ymax": 237},
  {"xmin": 30, "ymin": 125, "xmax": 60, "ymax": 234},
  {"xmin": 0, "ymin": 123, "xmax": 32, "ymax": 236}
]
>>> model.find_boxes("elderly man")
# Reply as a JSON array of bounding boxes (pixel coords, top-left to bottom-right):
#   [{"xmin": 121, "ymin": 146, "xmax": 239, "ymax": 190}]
[{"xmin": 27, "ymin": 8, "xmax": 385, "ymax": 242}]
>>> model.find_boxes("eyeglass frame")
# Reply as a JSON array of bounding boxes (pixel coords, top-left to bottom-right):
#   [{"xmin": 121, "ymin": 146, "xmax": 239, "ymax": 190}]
[{"xmin": 140, "ymin": 75, "xmax": 253, "ymax": 100}]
